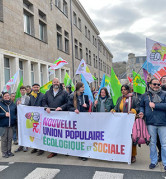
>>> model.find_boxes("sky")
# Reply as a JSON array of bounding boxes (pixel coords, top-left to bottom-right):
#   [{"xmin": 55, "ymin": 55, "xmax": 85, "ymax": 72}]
[{"xmin": 79, "ymin": 0, "xmax": 166, "ymax": 62}]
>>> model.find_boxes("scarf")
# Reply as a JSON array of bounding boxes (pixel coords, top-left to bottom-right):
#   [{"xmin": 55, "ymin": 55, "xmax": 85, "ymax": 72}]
[
  {"xmin": 122, "ymin": 93, "xmax": 133, "ymax": 113},
  {"xmin": 3, "ymin": 100, "xmax": 11, "ymax": 105},
  {"xmin": 31, "ymin": 91, "xmax": 39, "ymax": 98},
  {"xmin": 149, "ymin": 88, "xmax": 162, "ymax": 103}
]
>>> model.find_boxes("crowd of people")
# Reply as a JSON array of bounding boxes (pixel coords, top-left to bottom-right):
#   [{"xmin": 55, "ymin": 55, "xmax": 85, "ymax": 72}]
[{"xmin": 0, "ymin": 75, "xmax": 166, "ymax": 170}]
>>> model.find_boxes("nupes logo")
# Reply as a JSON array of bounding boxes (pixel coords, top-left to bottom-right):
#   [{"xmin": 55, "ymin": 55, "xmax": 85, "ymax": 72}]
[
  {"xmin": 25, "ymin": 112, "xmax": 41, "ymax": 142},
  {"xmin": 150, "ymin": 43, "xmax": 166, "ymax": 62}
]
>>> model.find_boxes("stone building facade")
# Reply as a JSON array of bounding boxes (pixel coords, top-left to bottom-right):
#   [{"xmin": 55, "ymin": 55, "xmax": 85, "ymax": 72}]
[
  {"xmin": 0, "ymin": 0, "xmax": 113, "ymax": 92},
  {"xmin": 127, "ymin": 53, "xmax": 146, "ymax": 79}
]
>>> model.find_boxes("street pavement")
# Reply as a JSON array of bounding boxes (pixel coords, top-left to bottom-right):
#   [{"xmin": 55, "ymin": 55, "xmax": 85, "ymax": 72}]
[{"xmin": 0, "ymin": 143, "xmax": 165, "ymax": 179}]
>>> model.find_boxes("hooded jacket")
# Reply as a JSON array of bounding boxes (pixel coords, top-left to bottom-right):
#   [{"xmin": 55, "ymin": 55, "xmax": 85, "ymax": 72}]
[{"xmin": 42, "ymin": 85, "xmax": 68, "ymax": 111}]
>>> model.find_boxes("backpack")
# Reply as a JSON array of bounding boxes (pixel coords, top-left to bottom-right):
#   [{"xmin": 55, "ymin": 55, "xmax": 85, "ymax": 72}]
[{"xmin": 132, "ymin": 118, "xmax": 150, "ymax": 145}]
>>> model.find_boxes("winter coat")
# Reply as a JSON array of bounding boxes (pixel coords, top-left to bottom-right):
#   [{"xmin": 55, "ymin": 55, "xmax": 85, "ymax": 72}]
[
  {"xmin": 0, "ymin": 100, "xmax": 17, "ymax": 127},
  {"xmin": 93, "ymin": 97, "xmax": 114, "ymax": 112},
  {"xmin": 16, "ymin": 95, "xmax": 30, "ymax": 105},
  {"xmin": 140, "ymin": 91, "xmax": 166, "ymax": 126},
  {"xmin": 28, "ymin": 92, "xmax": 44, "ymax": 107},
  {"xmin": 42, "ymin": 85, "xmax": 68, "ymax": 111},
  {"xmin": 114, "ymin": 95, "xmax": 139, "ymax": 113},
  {"xmin": 68, "ymin": 93, "xmax": 89, "ymax": 112}
]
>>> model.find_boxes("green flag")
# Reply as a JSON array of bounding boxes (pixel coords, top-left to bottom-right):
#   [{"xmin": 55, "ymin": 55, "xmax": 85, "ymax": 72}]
[
  {"xmin": 110, "ymin": 68, "xmax": 122, "ymax": 105},
  {"xmin": 64, "ymin": 72, "xmax": 75, "ymax": 92},
  {"xmin": 15, "ymin": 77, "xmax": 23, "ymax": 102},
  {"xmin": 40, "ymin": 81, "xmax": 52, "ymax": 94},
  {"xmin": 92, "ymin": 75, "xmax": 97, "ymax": 80},
  {"xmin": 133, "ymin": 71, "xmax": 146, "ymax": 94}
]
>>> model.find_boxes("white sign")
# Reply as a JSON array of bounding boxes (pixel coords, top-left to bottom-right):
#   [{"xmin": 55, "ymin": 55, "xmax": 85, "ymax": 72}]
[{"xmin": 18, "ymin": 105, "xmax": 135, "ymax": 164}]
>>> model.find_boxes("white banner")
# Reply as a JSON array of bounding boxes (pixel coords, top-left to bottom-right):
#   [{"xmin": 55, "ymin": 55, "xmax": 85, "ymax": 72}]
[{"xmin": 18, "ymin": 105, "xmax": 135, "ymax": 164}]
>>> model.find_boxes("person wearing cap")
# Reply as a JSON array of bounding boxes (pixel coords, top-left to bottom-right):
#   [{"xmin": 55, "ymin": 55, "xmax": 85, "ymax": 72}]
[{"xmin": 28, "ymin": 83, "xmax": 45, "ymax": 156}]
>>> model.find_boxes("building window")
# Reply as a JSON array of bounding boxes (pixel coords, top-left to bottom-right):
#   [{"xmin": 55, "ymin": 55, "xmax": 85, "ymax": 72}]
[
  {"xmin": 56, "ymin": 24, "xmax": 62, "ymax": 33},
  {"xmin": 19, "ymin": 60, "xmax": 23, "ymax": 80},
  {"xmin": 73, "ymin": 12, "xmax": 77, "ymax": 26},
  {"xmin": 74, "ymin": 39, "xmax": 78, "ymax": 59},
  {"xmin": 93, "ymin": 54, "xmax": 95, "ymax": 68},
  {"xmin": 23, "ymin": 0, "xmax": 33, "ymax": 11},
  {"xmin": 0, "ymin": 0, "xmax": 3, "ymax": 22},
  {"xmin": 55, "ymin": 0, "xmax": 61, "ymax": 9},
  {"xmin": 57, "ymin": 33, "xmax": 62, "ymax": 50},
  {"xmin": 96, "ymin": 56, "xmax": 98, "ymax": 68},
  {"xmin": 85, "ymin": 26, "xmax": 87, "ymax": 37},
  {"xmin": 57, "ymin": 24, "xmax": 62, "ymax": 50},
  {"xmin": 86, "ymin": 48, "xmax": 88, "ymax": 64},
  {"xmin": 39, "ymin": 21, "xmax": 46, "ymax": 42},
  {"xmin": 63, "ymin": 0, "xmax": 68, "ymax": 16},
  {"xmin": 23, "ymin": 10, "xmax": 34, "ymax": 35},
  {"xmin": 64, "ymin": 31, "xmax": 69, "ymax": 54},
  {"xmin": 38, "ymin": 10, "xmax": 46, "ymax": 21},
  {"xmin": 88, "ymin": 30, "xmax": 90, "ymax": 41},
  {"xmin": 79, "ymin": 43, "xmax": 83, "ymax": 60},
  {"xmin": 136, "ymin": 57, "xmax": 140, "ymax": 63},
  {"xmin": 95, "ymin": 38, "xmax": 97, "ymax": 47},
  {"xmin": 31, "ymin": 63, "xmax": 34, "ymax": 85},
  {"xmin": 89, "ymin": 50, "xmax": 91, "ymax": 65},
  {"xmin": 40, "ymin": 65, "xmax": 43, "ymax": 86},
  {"xmin": 4, "ymin": 58, "xmax": 10, "ymax": 84},
  {"xmin": 78, "ymin": 18, "xmax": 81, "ymax": 30}
]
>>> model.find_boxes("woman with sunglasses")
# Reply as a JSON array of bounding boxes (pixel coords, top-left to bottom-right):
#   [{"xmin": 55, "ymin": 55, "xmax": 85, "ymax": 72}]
[{"xmin": 111, "ymin": 84, "xmax": 139, "ymax": 163}]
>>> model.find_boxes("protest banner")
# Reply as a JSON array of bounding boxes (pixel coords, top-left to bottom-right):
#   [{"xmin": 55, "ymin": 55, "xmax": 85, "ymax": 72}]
[{"xmin": 18, "ymin": 105, "xmax": 135, "ymax": 164}]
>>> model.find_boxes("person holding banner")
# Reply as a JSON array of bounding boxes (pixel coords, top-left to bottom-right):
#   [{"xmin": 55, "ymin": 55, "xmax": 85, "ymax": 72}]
[
  {"xmin": 139, "ymin": 78, "xmax": 166, "ymax": 170},
  {"xmin": 93, "ymin": 87, "xmax": 114, "ymax": 112},
  {"xmin": 68, "ymin": 82, "xmax": 89, "ymax": 161},
  {"xmin": 111, "ymin": 84, "xmax": 139, "ymax": 163},
  {"xmin": 15, "ymin": 86, "xmax": 30, "ymax": 152},
  {"xmin": 42, "ymin": 78, "xmax": 69, "ymax": 159},
  {"xmin": 28, "ymin": 83, "xmax": 45, "ymax": 156},
  {"xmin": 0, "ymin": 92, "xmax": 17, "ymax": 158}
]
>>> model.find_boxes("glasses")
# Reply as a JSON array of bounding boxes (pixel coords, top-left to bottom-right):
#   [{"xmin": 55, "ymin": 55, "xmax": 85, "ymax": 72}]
[{"xmin": 152, "ymin": 83, "xmax": 160, "ymax": 86}]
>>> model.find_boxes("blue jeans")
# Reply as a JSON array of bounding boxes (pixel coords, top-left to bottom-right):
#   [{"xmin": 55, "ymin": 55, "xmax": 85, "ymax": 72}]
[{"xmin": 148, "ymin": 125, "xmax": 166, "ymax": 166}]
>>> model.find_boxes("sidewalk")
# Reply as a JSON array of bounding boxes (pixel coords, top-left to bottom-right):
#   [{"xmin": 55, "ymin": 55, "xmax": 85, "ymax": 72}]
[{"xmin": 0, "ymin": 143, "xmax": 164, "ymax": 173}]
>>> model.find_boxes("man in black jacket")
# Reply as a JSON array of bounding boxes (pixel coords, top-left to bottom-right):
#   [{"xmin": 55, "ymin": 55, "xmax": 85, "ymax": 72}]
[
  {"xmin": 42, "ymin": 78, "xmax": 68, "ymax": 158},
  {"xmin": 29, "ymin": 83, "xmax": 45, "ymax": 156}
]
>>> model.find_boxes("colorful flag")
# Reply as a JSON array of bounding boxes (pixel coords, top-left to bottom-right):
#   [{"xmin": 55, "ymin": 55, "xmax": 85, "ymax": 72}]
[
  {"xmin": 146, "ymin": 38, "xmax": 166, "ymax": 66},
  {"xmin": 96, "ymin": 74, "xmax": 105, "ymax": 99},
  {"xmin": 133, "ymin": 71, "xmax": 146, "ymax": 94},
  {"xmin": 64, "ymin": 72, "xmax": 75, "ymax": 92},
  {"xmin": 48, "ymin": 57, "xmax": 68, "ymax": 75},
  {"xmin": 40, "ymin": 81, "xmax": 52, "ymax": 94},
  {"xmin": 81, "ymin": 74, "xmax": 94, "ymax": 112},
  {"xmin": 75, "ymin": 59, "xmax": 94, "ymax": 83},
  {"xmin": 15, "ymin": 77, "xmax": 23, "ymax": 102},
  {"xmin": 144, "ymin": 38, "xmax": 166, "ymax": 80},
  {"xmin": 110, "ymin": 68, "xmax": 122, "ymax": 105},
  {"xmin": 143, "ymin": 68, "xmax": 148, "ymax": 84},
  {"xmin": 3, "ymin": 70, "xmax": 19, "ymax": 92},
  {"xmin": 105, "ymin": 75, "xmax": 111, "ymax": 95},
  {"xmin": 128, "ymin": 77, "xmax": 132, "ymax": 83}
]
